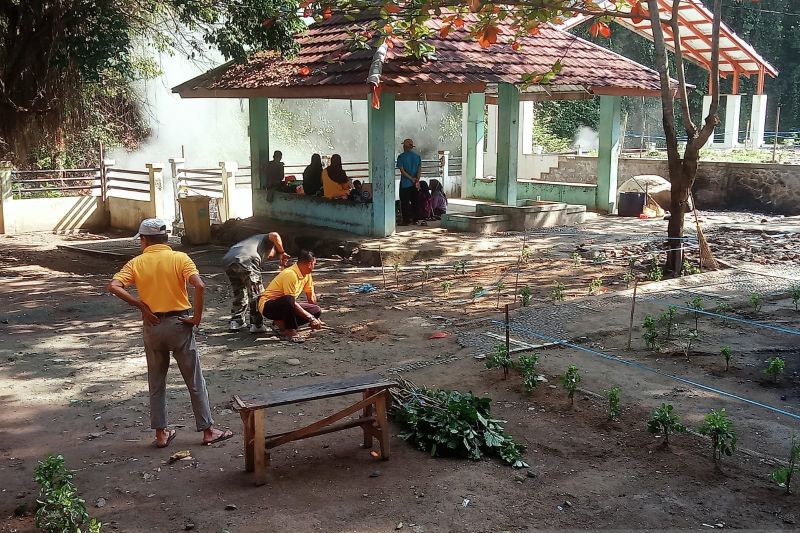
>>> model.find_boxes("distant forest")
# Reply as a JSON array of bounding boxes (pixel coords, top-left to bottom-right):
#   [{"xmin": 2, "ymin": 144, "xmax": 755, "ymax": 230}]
[{"xmin": 540, "ymin": 0, "xmax": 800, "ymax": 147}]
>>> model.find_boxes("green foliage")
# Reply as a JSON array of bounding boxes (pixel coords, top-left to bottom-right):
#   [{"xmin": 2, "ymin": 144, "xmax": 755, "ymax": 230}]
[
  {"xmin": 517, "ymin": 352, "xmax": 540, "ymax": 393},
  {"xmin": 551, "ymin": 282, "xmax": 565, "ymax": 302},
  {"xmin": 647, "ymin": 258, "xmax": 663, "ymax": 282},
  {"xmin": 771, "ymin": 433, "xmax": 799, "ymax": 494},
  {"xmin": 764, "ymin": 357, "xmax": 785, "ymax": 383},
  {"xmin": 686, "ymin": 296, "xmax": 703, "ymax": 330},
  {"xmin": 791, "ymin": 286, "xmax": 800, "ymax": 312},
  {"xmin": 603, "ymin": 386, "xmax": 621, "ymax": 421},
  {"xmin": 749, "ymin": 292, "xmax": 763, "ymax": 314},
  {"xmin": 534, "ymin": 99, "xmax": 600, "ymax": 142},
  {"xmin": 592, "ymin": 252, "xmax": 607, "ymax": 265},
  {"xmin": 642, "ymin": 314, "xmax": 659, "ymax": 351},
  {"xmin": 622, "ymin": 271, "xmax": 635, "ymax": 289},
  {"xmin": 698, "ymin": 409, "xmax": 737, "ymax": 465},
  {"xmin": 486, "ymin": 344, "xmax": 512, "ymax": 379},
  {"xmin": 561, "ymin": 365, "xmax": 581, "ymax": 406},
  {"xmin": 659, "ymin": 306, "xmax": 677, "ymax": 342},
  {"xmin": 392, "ymin": 386, "xmax": 528, "ymax": 468},
  {"xmin": 520, "ymin": 284, "xmax": 532, "ymax": 307},
  {"xmin": 683, "ymin": 329, "xmax": 699, "ymax": 358},
  {"xmin": 529, "ymin": 106, "xmax": 572, "ymax": 153},
  {"xmin": 453, "ymin": 260, "xmax": 467, "ymax": 276},
  {"xmin": 470, "ymin": 285, "xmax": 485, "ymax": 304},
  {"xmin": 34, "ymin": 454, "xmax": 101, "ymax": 533},
  {"xmin": 495, "ymin": 281, "xmax": 506, "ymax": 308},
  {"xmin": 441, "ymin": 280, "xmax": 453, "ymax": 297},
  {"xmin": 720, "ymin": 345, "xmax": 733, "ymax": 371},
  {"xmin": 647, "ymin": 403, "xmax": 686, "ymax": 445},
  {"xmin": 520, "ymin": 246, "xmax": 534, "ymax": 263},
  {"xmin": 681, "ymin": 260, "xmax": 701, "ymax": 276},
  {"xmin": 715, "ymin": 302, "xmax": 733, "ymax": 314},
  {"xmin": 588, "ymin": 278, "xmax": 603, "ymax": 294},
  {"xmin": 570, "ymin": 252, "xmax": 582, "ymax": 268}
]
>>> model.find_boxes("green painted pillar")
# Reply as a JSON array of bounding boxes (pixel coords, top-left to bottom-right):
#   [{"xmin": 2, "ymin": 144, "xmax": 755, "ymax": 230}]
[
  {"xmin": 248, "ymin": 97, "xmax": 270, "ymax": 190},
  {"xmin": 464, "ymin": 92, "xmax": 485, "ymax": 199},
  {"xmin": 596, "ymin": 95, "xmax": 622, "ymax": 213},
  {"xmin": 367, "ymin": 92, "xmax": 396, "ymax": 237},
  {"xmin": 496, "ymin": 83, "xmax": 519, "ymax": 206}
]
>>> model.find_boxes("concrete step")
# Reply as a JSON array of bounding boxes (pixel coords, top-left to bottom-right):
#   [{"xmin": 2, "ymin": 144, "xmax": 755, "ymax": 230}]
[{"xmin": 441, "ymin": 213, "xmax": 512, "ymax": 234}]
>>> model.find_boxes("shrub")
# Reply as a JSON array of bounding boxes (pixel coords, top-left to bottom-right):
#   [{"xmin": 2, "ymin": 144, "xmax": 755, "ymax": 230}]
[
  {"xmin": 622, "ymin": 271, "xmax": 635, "ymax": 288},
  {"xmin": 34, "ymin": 454, "xmax": 101, "ymax": 533},
  {"xmin": 647, "ymin": 257, "xmax": 663, "ymax": 281},
  {"xmin": 561, "ymin": 365, "xmax": 581, "ymax": 406},
  {"xmin": 698, "ymin": 409, "xmax": 737, "ymax": 466},
  {"xmin": 686, "ymin": 296, "xmax": 703, "ymax": 330},
  {"xmin": 681, "ymin": 260, "xmax": 701, "ymax": 276},
  {"xmin": 470, "ymin": 285, "xmax": 485, "ymax": 304},
  {"xmin": 642, "ymin": 314, "xmax": 659, "ymax": 350},
  {"xmin": 764, "ymin": 356, "xmax": 785, "ymax": 383},
  {"xmin": 659, "ymin": 306, "xmax": 677, "ymax": 342},
  {"xmin": 441, "ymin": 280, "xmax": 453, "ymax": 297},
  {"xmin": 771, "ymin": 433, "xmax": 799, "ymax": 494},
  {"xmin": 551, "ymin": 282, "xmax": 565, "ymax": 302},
  {"xmin": 791, "ymin": 285, "xmax": 800, "ymax": 312},
  {"xmin": 720, "ymin": 346, "xmax": 732, "ymax": 371},
  {"xmin": 520, "ymin": 285, "xmax": 532, "ymax": 306},
  {"xmin": 517, "ymin": 352, "xmax": 540, "ymax": 392},
  {"xmin": 571, "ymin": 252, "xmax": 582, "ymax": 267},
  {"xmin": 750, "ymin": 292, "xmax": 763, "ymax": 314},
  {"xmin": 486, "ymin": 343, "xmax": 512, "ymax": 379},
  {"xmin": 647, "ymin": 403, "xmax": 687, "ymax": 445},
  {"xmin": 588, "ymin": 278, "xmax": 603, "ymax": 294},
  {"xmin": 603, "ymin": 386, "xmax": 621, "ymax": 420}
]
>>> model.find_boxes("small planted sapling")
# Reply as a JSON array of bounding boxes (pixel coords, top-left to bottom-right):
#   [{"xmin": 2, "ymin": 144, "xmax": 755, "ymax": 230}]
[
  {"xmin": 486, "ymin": 343, "xmax": 512, "ymax": 379},
  {"xmin": 441, "ymin": 280, "xmax": 453, "ymax": 298},
  {"xmin": 603, "ymin": 386, "xmax": 621, "ymax": 421},
  {"xmin": 571, "ymin": 252, "xmax": 582, "ymax": 267},
  {"xmin": 551, "ymin": 282, "xmax": 565, "ymax": 302},
  {"xmin": 698, "ymin": 408, "xmax": 737, "ymax": 467},
  {"xmin": 750, "ymin": 292, "xmax": 763, "ymax": 314},
  {"xmin": 622, "ymin": 271, "xmax": 635, "ymax": 289},
  {"xmin": 393, "ymin": 263, "xmax": 401, "ymax": 288},
  {"xmin": 421, "ymin": 264, "xmax": 431, "ymax": 292},
  {"xmin": 681, "ymin": 260, "xmax": 700, "ymax": 276},
  {"xmin": 791, "ymin": 285, "xmax": 800, "ymax": 312},
  {"xmin": 588, "ymin": 278, "xmax": 603, "ymax": 295},
  {"xmin": 592, "ymin": 252, "xmax": 607, "ymax": 265},
  {"xmin": 470, "ymin": 285, "xmax": 485, "ymax": 305},
  {"xmin": 646, "ymin": 403, "xmax": 687, "ymax": 445},
  {"xmin": 647, "ymin": 257, "xmax": 664, "ymax": 282},
  {"xmin": 520, "ymin": 246, "xmax": 533, "ymax": 264},
  {"xmin": 561, "ymin": 364, "xmax": 581, "ymax": 407},
  {"xmin": 495, "ymin": 281, "xmax": 506, "ymax": 309},
  {"xmin": 686, "ymin": 296, "xmax": 703, "ymax": 330},
  {"xmin": 517, "ymin": 352, "xmax": 540, "ymax": 392},
  {"xmin": 771, "ymin": 432, "xmax": 799, "ymax": 494},
  {"xmin": 683, "ymin": 329, "xmax": 699, "ymax": 359},
  {"xmin": 715, "ymin": 302, "xmax": 733, "ymax": 314},
  {"xmin": 764, "ymin": 356, "xmax": 785, "ymax": 383},
  {"xmin": 642, "ymin": 314, "xmax": 660, "ymax": 350},
  {"xmin": 520, "ymin": 285, "xmax": 532, "ymax": 307},
  {"xmin": 720, "ymin": 345, "xmax": 733, "ymax": 371},
  {"xmin": 659, "ymin": 306, "xmax": 677, "ymax": 342}
]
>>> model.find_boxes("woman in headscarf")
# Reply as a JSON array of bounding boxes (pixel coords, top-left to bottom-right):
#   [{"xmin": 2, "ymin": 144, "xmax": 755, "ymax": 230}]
[
  {"xmin": 430, "ymin": 178, "xmax": 447, "ymax": 219},
  {"xmin": 302, "ymin": 153, "xmax": 323, "ymax": 196},
  {"xmin": 322, "ymin": 154, "xmax": 352, "ymax": 199}
]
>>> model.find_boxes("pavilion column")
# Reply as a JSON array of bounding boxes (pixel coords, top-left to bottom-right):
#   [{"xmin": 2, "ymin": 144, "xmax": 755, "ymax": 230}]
[
  {"xmin": 463, "ymin": 92, "xmax": 485, "ymax": 199},
  {"xmin": 596, "ymin": 95, "xmax": 622, "ymax": 214},
  {"xmin": 701, "ymin": 95, "xmax": 714, "ymax": 147},
  {"xmin": 367, "ymin": 91, "xmax": 396, "ymax": 237},
  {"xmin": 749, "ymin": 94, "xmax": 768, "ymax": 148},
  {"xmin": 248, "ymin": 97, "xmax": 270, "ymax": 191},
  {"xmin": 495, "ymin": 82, "xmax": 519, "ymax": 206},
  {"xmin": 721, "ymin": 94, "xmax": 742, "ymax": 149}
]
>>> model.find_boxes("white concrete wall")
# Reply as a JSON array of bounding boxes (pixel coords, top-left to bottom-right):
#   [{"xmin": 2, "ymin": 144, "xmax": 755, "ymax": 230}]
[
  {"xmin": 108, "ymin": 197, "xmax": 155, "ymax": 231},
  {"xmin": 3, "ymin": 196, "xmax": 106, "ymax": 233}
]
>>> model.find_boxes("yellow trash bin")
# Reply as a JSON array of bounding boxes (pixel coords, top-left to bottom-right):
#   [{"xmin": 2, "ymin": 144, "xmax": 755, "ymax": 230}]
[{"xmin": 178, "ymin": 195, "xmax": 211, "ymax": 245}]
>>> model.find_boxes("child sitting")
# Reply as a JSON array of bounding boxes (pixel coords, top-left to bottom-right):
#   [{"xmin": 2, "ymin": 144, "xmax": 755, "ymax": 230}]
[
  {"xmin": 417, "ymin": 180, "xmax": 433, "ymax": 224},
  {"xmin": 348, "ymin": 180, "xmax": 369, "ymax": 203},
  {"xmin": 430, "ymin": 178, "xmax": 447, "ymax": 219}
]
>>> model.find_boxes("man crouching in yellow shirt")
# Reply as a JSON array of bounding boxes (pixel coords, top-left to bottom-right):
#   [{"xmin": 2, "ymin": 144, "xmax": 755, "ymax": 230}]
[
  {"xmin": 258, "ymin": 250, "xmax": 323, "ymax": 343},
  {"xmin": 107, "ymin": 218, "xmax": 233, "ymax": 448}
]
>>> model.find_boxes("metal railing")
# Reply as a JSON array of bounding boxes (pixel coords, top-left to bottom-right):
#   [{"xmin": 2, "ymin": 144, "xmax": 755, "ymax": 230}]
[
  {"xmin": 106, "ymin": 167, "xmax": 151, "ymax": 200},
  {"xmin": 11, "ymin": 168, "xmax": 101, "ymax": 198}
]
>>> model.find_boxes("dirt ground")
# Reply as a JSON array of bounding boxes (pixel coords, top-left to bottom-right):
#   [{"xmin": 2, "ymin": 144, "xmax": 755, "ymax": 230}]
[{"xmin": 1, "ymin": 220, "xmax": 799, "ymax": 532}]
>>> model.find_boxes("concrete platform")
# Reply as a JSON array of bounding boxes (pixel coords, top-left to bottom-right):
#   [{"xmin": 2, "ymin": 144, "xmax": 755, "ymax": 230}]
[{"xmin": 443, "ymin": 199, "xmax": 587, "ymax": 233}]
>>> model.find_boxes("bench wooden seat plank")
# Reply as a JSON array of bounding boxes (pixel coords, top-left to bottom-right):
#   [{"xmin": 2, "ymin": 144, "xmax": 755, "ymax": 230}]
[
  {"xmin": 232, "ymin": 374, "xmax": 397, "ymax": 486},
  {"xmin": 233, "ymin": 374, "xmax": 396, "ymax": 410}
]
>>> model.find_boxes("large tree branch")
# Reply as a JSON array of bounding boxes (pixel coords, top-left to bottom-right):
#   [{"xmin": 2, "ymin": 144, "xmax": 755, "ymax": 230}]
[
  {"xmin": 694, "ymin": 0, "xmax": 722, "ymax": 148},
  {"xmin": 669, "ymin": 0, "xmax": 696, "ymax": 139}
]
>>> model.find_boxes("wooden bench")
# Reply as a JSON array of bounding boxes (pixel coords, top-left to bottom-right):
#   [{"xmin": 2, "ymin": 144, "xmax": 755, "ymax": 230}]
[{"xmin": 232, "ymin": 374, "xmax": 396, "ymax": 485}]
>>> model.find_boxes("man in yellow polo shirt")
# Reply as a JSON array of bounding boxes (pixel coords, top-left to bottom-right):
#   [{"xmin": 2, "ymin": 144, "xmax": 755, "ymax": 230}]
[
  {"xmin": 107, "ymin": 218, "xmax": 233, "ymax": 448},
  {"xmin": 258, "ymin": 249, "xmax": 323, "ymax": 343}
]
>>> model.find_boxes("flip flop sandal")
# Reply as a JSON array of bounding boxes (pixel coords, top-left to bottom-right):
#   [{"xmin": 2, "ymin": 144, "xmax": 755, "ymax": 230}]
[
  {"xmin": 155, "ymin": 429, "xmax": 177, "ymax": 448},
  {"xmin": 283, "ymin": 335, "xmax": 305, "ymax": 344},
  {"xmin": 204, "ymin": 429, "xmax": 234, "ymax": 446}
]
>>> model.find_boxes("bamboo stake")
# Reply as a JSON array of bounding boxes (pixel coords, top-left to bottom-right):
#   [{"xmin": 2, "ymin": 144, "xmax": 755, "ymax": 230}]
[
  {"xmin": 379, "ymin": 245, "xmax": 386, "ymax": 290},
  {"xmin": 626, "ymin": 281, "xmax": 639, "ymax": 350}
]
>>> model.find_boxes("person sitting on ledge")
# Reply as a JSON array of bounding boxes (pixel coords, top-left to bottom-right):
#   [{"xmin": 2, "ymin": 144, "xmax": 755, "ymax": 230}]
[
  {"xmin": 322, "ymin": 154, "xmax": 352, "ymax": 199},
  {"xmin": 258, "ymin": 250, "xmax": 323, "ymax": 343}
]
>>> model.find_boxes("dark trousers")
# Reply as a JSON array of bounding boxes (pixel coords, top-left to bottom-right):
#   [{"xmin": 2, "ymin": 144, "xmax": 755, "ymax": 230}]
[
  {"xmin": 261, "ymin": 295, "xmax": 322, "ymax": 330},
  {"xmin": 225, "ymin": 263, "xmax": 264, "ymax": 327},
  {"xmin": 399, "ymin": 186, "xmax": 418, "ymax": 225}
]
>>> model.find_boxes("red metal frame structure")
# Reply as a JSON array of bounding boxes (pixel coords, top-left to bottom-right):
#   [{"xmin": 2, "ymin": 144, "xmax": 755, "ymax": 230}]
[{"xmin": 557, "ymin": 0, "xmax": 778, "ymax": 94}]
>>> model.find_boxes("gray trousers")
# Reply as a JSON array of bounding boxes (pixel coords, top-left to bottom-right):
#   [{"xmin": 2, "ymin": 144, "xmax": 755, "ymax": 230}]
[{"xmin": 143, "ymin": 314, "xmax": 214, "ymax": 431}]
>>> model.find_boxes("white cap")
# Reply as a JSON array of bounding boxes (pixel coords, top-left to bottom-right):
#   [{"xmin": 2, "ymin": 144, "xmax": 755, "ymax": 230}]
[{"xmin": 134, "ymin": 218, "xmax": 168, "ymax": 238}]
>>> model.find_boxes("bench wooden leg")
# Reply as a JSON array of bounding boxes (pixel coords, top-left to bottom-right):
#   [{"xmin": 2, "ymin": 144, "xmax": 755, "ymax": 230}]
[
  {"xmin": 361, "ymin": 388, "xmax": 375, "ymax": 449},
  {"xmin": 374, "ymin": 390, "xmax": 390, "ymax": 460},
  {"xmin": 252, "ymin": 410, "xmax": 267, "ymax": 486},
  {"xmin": 241, "ymin": 410, "xmax": 254, "ymax": 472}
]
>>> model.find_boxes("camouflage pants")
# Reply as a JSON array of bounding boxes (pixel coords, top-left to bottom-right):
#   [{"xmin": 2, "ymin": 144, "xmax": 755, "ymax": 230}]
[{"xmin": 225, "ymin": 263, "xmax": 264, "ymax": 327}]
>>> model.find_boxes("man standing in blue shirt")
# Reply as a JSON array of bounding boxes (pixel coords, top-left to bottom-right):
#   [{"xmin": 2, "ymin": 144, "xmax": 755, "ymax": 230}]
[{"xmin": 396, "ymin": 138, "xmax": 422, "ymax": 225}]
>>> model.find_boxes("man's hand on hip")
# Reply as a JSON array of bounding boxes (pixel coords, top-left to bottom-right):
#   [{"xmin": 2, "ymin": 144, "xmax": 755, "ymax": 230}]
[
  {"xmin": 179, "ymin": 315, "xmax": 202, "ymax": 327},
  {"xmin": 139, "ymin": 303, "xmax": 161, "ymax": 325}
]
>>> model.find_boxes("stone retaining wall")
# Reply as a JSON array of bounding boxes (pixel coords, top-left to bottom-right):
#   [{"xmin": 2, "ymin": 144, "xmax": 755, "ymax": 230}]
[{"xmin": 540, "ymin": 156, "xmax": 800, "ymax": 215}]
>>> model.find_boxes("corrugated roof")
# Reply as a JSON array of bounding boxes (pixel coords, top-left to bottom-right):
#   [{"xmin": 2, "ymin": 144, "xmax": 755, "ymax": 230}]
[
  {"xmin": 173, "ymin": 13, "xmax": 666, "ymax": 101},
  {"xmin": 558, "ymin": 0, "xmax": 778, "ymax": 79}
]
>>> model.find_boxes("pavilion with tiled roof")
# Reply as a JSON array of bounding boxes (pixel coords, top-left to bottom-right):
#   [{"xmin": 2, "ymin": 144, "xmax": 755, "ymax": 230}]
[{"xmin": 174, "ymin": 14, "xmax": 667, "ymax": 237}]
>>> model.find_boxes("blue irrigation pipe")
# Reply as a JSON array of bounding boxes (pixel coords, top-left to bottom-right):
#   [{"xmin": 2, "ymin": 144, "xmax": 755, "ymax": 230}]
[
  {"xmin": 638, "ymin": 295, "xmax": 800, "ymax": 337},
  {"xmin": 492, "ymin": 320, "xmax": 800, "ymax": 422}
]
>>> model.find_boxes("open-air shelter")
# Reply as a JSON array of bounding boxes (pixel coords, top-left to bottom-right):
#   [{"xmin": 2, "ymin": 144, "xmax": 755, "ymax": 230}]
[{"xmin": 174, "ymin": 14, "xmax": 668, "ymax": 237}]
